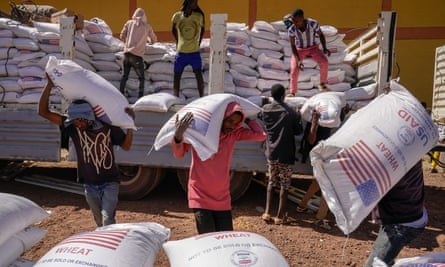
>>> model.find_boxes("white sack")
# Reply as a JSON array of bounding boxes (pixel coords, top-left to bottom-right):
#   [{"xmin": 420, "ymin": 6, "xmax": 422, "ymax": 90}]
[
  {"xmin": 0, "ymin": 193, "xmax": 50, "ymax": 246},
  {"xmin": 34, "ymin": 222, "xmax": 170, "ymax": 267},
  {"xmin": 296, "ymin": 88, "xmax": 319, "ymax": 98},
  {"xmin": 235, "ymin": 86, "xmax": 262, "ymax": 97},
  {"xmin": 0, "ymin": 79, "xmax": 21, "ymax": 92},
  {"xmin": 132, "ymin": 92, "xmax": 185, "ymax": 112},
  {"xmin": 345, "ymin": 83, "xmax": 378, "ymax": 100},
  {"xmin": 153, "ymin": 93, "xmax": 262, "ymax": 161},
  {"xmin": 392, "ymin": 252, "xmax": 445, "ymax": 267},
  {"xmin": 8, "ymin": 258, "xmax": 35, "ymax": 267},
  {"xmin": 45, "ymin": 56, "xmax": 135, "ymax": 129},
  {"xmin": 0, "ymin": 37, "xmax": 13, "ymax": 48},
  {"xmin": 300, "ymin": 91, "xmax": 346, "ymax": 128},
  {"xmin": 230, "ymin": 69, "xmax": 258, "ymax": 88},
  {"xmin": 12, "ymin": 51, "xmax": 46, "ymax": 63},
  {"xmin": 0, "ymin": 92, "xmax": 20, "ymax": 103},
  {"xmin": 162, "ymin": 231, "xmax": 290, "ymax": 267},
  {"xmin": 310, "ymin": 80, "xmax": 439, "ymax": 235},
  {"xmin": 231, "ymin": 64, "xmax": 260, "ymax": 78},
  {"xmin": 0, "ymin": 226, "xmax": 47, "ymax": 267},
  {"xmin": 83, "ymin": 18, "xmax": 113, "ymax": 35}
]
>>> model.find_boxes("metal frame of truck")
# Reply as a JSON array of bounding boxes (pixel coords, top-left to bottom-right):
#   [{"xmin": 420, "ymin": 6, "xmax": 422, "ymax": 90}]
[{"xmin": 0, "ymin": 11, "xmax": 397, "ymax": 201}]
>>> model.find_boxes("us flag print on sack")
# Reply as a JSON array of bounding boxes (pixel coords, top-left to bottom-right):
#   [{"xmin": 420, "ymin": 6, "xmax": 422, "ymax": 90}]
[
  {"xmin": 57, "ymin": 229, "xmax": 129, "ymax": 250},
  {"xmin": 35, "ymin": 222, "xmax": 170, "ymax": 267},
  {"xmin": 176, "ymin": 105, "xmax": 212, "ymax": 136},
  {"xmin": 337, "ymin": 139, "xmax": 391, "ymax": 206}
]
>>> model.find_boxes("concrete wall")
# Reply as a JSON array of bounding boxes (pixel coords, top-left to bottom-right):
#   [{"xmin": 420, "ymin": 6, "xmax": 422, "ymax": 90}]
[{"xmin": 1, "ymin": 0, "xmax": 444, "ymax": 106}]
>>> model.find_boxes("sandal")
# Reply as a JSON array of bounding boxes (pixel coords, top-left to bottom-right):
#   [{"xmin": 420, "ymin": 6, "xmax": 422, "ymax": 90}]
[
  {"xmin": 273, "ymin": 217, "xmax": 286, "ymax": 225},
  {"xmin": 318, "ymin": 83, "xmax": 331, "ymax": 91},
  {"xmin": 297, "ymin": 206, "xmax": 309, "ymax": 213},
  {"xmin": 261, "ymin": 213, "xmax": 272, "ymax": 222},
  {"xmin": 296, "ymin": 206, "xmax": 313, "ymax": 213},
  {"xmin": 314, "ymin": 219, "xmax": 332, "ymax": 230}
]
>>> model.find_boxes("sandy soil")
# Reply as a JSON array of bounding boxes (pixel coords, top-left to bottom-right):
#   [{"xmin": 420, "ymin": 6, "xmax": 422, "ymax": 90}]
[{"xmin": 1, "ymin": 157, "xmax": 444, "ymax": 267}]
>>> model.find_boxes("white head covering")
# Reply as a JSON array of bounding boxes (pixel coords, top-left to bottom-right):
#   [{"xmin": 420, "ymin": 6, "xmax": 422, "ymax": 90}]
[{"xmin": 132, "ymin": 8, "xmax": 147, "ymax": 26}]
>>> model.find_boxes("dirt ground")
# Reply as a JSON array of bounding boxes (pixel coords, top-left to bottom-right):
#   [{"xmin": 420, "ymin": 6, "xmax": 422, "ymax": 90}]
[{"xmin": 1, "ymin": 157, "xmax": 445, "ymax": 267}]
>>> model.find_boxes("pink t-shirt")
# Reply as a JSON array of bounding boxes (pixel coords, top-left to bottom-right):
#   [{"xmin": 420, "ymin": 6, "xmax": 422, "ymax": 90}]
[{"xmin": 172, "ymin": 119, "xmax": 265, "ymax": 210}]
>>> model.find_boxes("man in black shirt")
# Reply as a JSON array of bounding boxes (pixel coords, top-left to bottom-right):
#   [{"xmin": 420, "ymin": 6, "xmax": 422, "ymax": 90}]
[{"xmin": 261, "ymin": 84, "xmax": 302, "ymax": 224}]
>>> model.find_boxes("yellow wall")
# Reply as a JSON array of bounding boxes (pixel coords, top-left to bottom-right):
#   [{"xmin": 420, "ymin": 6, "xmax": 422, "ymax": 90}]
[
  {"xmin": 1, "ymin": 0, "xmax": 444, "ymax": 106},
  {"xmin": 396, "ymin": 40, "xmax": 444, "ymax": 105},
  {"xmin": 393, "ymin": 0, "xmax": 445, "ymax": 27},
  {"xmin": 256, "ymin": 0, "xmax": 382, "ymax": 29}
]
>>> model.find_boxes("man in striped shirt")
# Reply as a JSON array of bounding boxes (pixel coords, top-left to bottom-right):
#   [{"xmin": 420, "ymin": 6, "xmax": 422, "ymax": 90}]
[{"xmin": 286, "ymin": 8, "xmax": 330, "ymax": 96}]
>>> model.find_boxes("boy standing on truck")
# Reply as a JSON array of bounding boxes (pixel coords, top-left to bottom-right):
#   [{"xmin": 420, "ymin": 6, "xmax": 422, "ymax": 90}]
[
  {"xmin": 171, "ymin": 0, "xmax": 205, "ymax": 98},
  {"xmin": 260, "ymin": 84, "xmax": 302, "ymax": 225},
  {"xmin": 119, "ymin": 8, "xmax": 157, "ymax": 98},
  {"xmin": 172, "ymin": 102, "xmax": 266, "ymax": 234},
  {"xmin": 38, "ymin": 75, "xmax": 135, "ymax": 227},
  {"xmin": 286, "ymin": 8, "xmax": 331, "ymax": 96}
]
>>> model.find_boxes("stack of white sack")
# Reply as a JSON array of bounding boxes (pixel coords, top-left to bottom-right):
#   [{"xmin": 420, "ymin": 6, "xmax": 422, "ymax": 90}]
[
  {"xmin": 83, "ymin": 18, "xmax": 124, "ymax": 94},
  {"xmin": 0, "ymin": 193, "xmax": 50, "ymax": 267},
  {"xmin": 163, "ymin": 231, "xmax": 290, "ymax": 267},
  {"xmin": 145, "ymin": 42, "xmax": 196, "ymax": 101},
  {"xmin": 249, "ymin": 21, "xmax": 288, "ymax": 97},
  {"xmin": 310, "ymin": 80, "xmax": 439, "ymax": 235},
  {"xmin": 34, "ymin": 222, "xmax": 171, "ymax": 267}
]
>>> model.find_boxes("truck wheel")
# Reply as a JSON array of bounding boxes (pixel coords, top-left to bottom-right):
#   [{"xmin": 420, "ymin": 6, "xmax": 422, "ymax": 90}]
[
  {"xmin": 119, "ymin": 166, "xmax": 164, "ymax": 200},
  {"xmin": 176, "ymin": 169, "xmax": 252, "ymax": 202},
  {"xmin": 0, "ymin": 160, "xmax": 8, "ymax": 169},
  {"xmin": 229, "ymin": 171, "xmax": 252, "ymax": 201}
]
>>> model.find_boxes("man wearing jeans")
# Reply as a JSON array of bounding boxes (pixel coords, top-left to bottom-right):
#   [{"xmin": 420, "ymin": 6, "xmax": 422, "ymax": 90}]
[
  {"xmin": 39, "ymin": 75, "xmax": 135, "ymax": 227},
  {"xmin": 364, "ymin": 161, "xmax": 428, "ymax": 267}
]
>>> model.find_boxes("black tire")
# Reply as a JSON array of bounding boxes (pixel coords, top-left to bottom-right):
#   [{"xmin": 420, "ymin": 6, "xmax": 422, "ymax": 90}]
[
  {"xmin": 229, "ymin": 171, "xmax": 252, "ymax": 201},
  {"xmin": 176, "ymin": 169, "xmax": 252, "ymax": 202},
  {"xmin": 176, "ymin": 168, "xmax": 188, "ymax": 192},
  {"xmin": 119, "ymin": 166, "xmax": 164, "ymax": 200},
  {"xmin": 0, "ymin": 160, "xmax": 8, "ymax": 169}
]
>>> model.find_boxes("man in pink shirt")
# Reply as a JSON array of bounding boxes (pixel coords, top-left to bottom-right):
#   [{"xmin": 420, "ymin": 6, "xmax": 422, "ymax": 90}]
[{"xmin": 172, "ymin": 102, "xmax": 266, "ymax": 234}]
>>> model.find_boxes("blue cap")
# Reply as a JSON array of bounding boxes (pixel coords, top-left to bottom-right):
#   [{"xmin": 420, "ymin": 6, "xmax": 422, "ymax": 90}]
[{"xmin": 64, "ymin": 102, "xmax": 95, "ymax": 125}]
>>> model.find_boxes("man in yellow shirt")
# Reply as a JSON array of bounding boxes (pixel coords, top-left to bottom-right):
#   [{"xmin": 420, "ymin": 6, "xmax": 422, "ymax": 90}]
[{"xmin": 171, "ymin": 0, "xmax": 205, "ymax": 98}]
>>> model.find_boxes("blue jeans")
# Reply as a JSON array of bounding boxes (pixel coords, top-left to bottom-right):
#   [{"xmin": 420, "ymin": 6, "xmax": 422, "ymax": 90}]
[
  {"xmin": 84, "ymin": 182, "xmax": 119, "ymax": 227},
  {"xmin": 364, "ymin": 224, "xmax": 424, "ymax": 267},
  {"xmin": 193, "ymin": 209, "xmax": 233, "ymax": 234}
]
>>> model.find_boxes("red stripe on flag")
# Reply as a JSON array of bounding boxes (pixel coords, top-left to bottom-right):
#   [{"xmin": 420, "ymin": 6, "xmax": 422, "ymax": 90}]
[
  {"xmin": 63, "ymin": 236, "xmax": 121, "ymax": 246},
  {"xmin": 358, "ymin": 140, "xmax": 391, "ymax": 191},
  {"xmin": 337, "ymin": 151, "xmax": 361, "ymax": 186},
  {"xmin": 93, "ymin": 105, "xmax": 105, "ymax": 117},
  {"xmin": 59, "ymin": 230, "xmax": 129, "ymax": 250},
  {"xmin": 342, "ymin": 149, "xmax": 368, "ymax": 184},
  {"xmin": 182, "ymin": 106, "xmax": 212, "ymax": 121}
]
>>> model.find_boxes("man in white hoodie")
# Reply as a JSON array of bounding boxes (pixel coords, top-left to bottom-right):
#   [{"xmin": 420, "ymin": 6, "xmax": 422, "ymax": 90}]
[{"xmin": 120, "ymin": 8, "xmax": 157, "ymax": 98}]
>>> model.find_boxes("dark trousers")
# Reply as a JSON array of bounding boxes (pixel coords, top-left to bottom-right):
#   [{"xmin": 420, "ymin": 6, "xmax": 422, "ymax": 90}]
[
  {"xmin": 120, "ymin": 52, "xmax": 145, "ymax": 97},
  {"xmin": 193, "ymin": 208, "xmax": 233, "ymax": 234}
]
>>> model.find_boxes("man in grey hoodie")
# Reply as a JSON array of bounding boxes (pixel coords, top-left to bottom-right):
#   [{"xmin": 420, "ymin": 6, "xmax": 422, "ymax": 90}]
[{"xmin": 120, "ymin": 8, "xmax": 157, "ymax": 98}]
